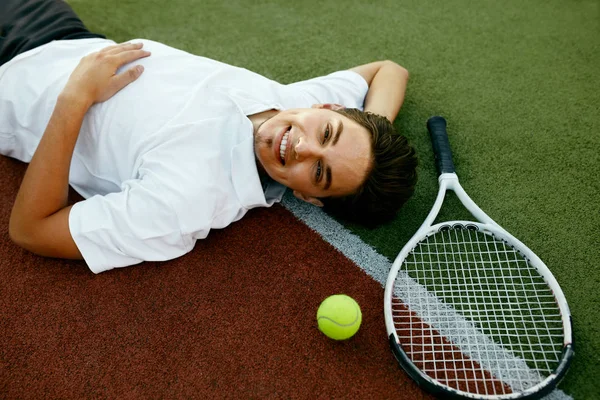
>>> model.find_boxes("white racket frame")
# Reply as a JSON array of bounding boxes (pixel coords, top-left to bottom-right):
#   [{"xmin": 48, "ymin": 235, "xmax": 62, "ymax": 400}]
[{"xmin": 384, "ymin": 172, "xmax": 573, "ymax": 399}]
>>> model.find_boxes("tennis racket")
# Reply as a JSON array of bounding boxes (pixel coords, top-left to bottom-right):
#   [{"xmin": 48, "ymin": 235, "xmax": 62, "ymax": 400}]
[{"xmin": 384, "ymin": 116, "xmax": 573, "ymax": 399}]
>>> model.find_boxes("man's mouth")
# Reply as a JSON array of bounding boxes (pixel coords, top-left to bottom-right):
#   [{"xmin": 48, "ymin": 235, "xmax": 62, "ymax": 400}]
[{"xmin": 279, "ymin": 127, "xmax": 291, "ymax": 165}]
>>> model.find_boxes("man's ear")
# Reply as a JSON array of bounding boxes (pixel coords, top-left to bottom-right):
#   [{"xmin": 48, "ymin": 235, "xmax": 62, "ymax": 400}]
[
  {"xmin": 311, "ymin": 103, "xmax": 345, "ymax": 111},
  {"xmin": 293, "ymin": 190, "xmax": 324, "ymax": 207}
]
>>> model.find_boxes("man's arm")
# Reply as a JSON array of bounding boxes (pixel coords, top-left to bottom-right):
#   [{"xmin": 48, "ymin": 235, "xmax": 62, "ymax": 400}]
[
  {"xmin": 349, "ymin": 60, "xmax": 409, "ymax": 123},
  {"xmin": 9, "ymin": 42, "xmax": 150, "ymax": 259},
  {"xmin": 9, "ymin": 95, "xmax": 87, "ymax": 259}
]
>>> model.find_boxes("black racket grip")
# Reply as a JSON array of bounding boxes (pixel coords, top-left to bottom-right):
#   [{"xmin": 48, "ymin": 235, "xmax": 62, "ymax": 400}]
[{"xmin": 427, "ymin": 116, "xmax": 456, "ymax": 175}]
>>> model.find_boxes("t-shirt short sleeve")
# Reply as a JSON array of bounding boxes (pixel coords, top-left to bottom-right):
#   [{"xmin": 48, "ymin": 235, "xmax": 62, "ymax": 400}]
[
  {"xmin": 68, "ymin": 178, "xmax": 194, "ymax": 274},
  {"xmin": 286, "ymin": 70, "xmax": 369, "ymax": 110}
]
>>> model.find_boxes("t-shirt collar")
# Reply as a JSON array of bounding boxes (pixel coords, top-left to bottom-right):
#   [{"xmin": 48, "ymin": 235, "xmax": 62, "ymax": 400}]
[
  {"xmin": 228, "ymin": 90, "xmax": 286, "ymax": 207},
  {"xmin": 229, "ymin": 117, "xmax": 286, "ymax": 208}
]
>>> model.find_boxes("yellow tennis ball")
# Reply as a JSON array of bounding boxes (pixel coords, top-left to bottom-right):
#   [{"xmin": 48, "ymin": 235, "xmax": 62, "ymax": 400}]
[{"xmin": 316, "ymin": 294, "xmax": 362, "ymax": 340}]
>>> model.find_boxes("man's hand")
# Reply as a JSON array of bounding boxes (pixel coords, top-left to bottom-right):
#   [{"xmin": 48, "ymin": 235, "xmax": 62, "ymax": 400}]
[{"xmin": 62, "ymin": 42, "xmax": 151, "ymax": 107}]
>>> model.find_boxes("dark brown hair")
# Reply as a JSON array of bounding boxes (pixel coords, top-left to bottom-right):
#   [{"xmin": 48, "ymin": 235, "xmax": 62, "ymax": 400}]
[{"xmin": 321, "ymin": 108, "xmax": 418, "ymax": 227}]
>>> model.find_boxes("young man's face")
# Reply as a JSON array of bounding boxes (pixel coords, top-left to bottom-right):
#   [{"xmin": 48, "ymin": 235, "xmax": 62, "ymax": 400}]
[{"xmin": 253, "ymin": 107, "xmax": 372, "ymax": 205}]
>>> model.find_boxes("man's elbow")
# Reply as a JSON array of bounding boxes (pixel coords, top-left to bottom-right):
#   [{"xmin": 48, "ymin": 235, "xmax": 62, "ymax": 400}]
[
  {"xmin": 8, "ymin": 218, "xmax": 31, "ymax": 251},
  {"xmin": 401, "ymin": 66, "xmax": 409, "ymax": 80},
  {"xmin": 8, "ymin": 213, "xmax": 39, "ymax": 253},
  {"xmin": 8, "ymin": 207, "xmax": 82, "ymax": 260},
  {"xmin": 384, "ymin": 60, "xmax": 409, "ymax": 80},
  {"xmin": 9, "ymin": 214, "xmax": 21, "ymax": 243},
  {"xmin": 386, "ymin": 60, "xmax": 409, "ymax": 80}
]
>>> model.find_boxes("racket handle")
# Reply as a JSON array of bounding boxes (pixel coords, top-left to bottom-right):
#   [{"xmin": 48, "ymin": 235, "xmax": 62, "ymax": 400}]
[{"xmin": 427, "ymin": 116, "xmax": 456, "ymax": 175}]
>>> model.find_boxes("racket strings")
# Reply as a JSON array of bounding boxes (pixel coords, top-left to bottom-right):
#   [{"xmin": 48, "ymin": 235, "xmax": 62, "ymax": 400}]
[{"xmin": 392, "ymin": 226, "xmax": 564, "ymax": 396}]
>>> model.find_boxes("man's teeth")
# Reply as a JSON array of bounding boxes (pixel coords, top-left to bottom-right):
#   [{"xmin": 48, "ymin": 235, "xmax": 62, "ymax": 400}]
[{"xmin": 280, "ymin": 128, "xmax": 290, "ymax": 162}]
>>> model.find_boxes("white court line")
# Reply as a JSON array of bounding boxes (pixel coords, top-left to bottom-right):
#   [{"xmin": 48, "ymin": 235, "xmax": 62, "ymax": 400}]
[{"xmin": 282, "ymin": 192, "xmax": 572, "ymax": 400}]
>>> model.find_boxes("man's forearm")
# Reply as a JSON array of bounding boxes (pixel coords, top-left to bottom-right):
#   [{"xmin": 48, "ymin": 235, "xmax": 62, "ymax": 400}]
[
  {"xmin": 9, "ymin": 93, "xmax": 90, "ymax": 235},
  {"xmin": 363, "ymin": 61, "xmax": 408, "ymax": 123}
]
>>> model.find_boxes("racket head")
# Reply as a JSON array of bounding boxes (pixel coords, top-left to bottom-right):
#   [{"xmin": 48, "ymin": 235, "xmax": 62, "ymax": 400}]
[{"xmin": 384, "ymin": 221, "xmax": 573, "ymax": 399}]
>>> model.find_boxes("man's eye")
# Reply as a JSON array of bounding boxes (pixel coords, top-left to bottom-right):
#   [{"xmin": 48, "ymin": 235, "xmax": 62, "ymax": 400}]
[
  {"xmin": 323, "ymin": 126, "xmax": 330, "ymax": 143},
  {"xmin": 316, "ymin": 161, "xmax": 322, "ymax": 181}
]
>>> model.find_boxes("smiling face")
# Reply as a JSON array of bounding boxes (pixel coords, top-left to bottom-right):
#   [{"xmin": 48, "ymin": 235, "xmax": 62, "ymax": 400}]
[{"xmin": 252, "ymin": 107, "xmax": 373, "ymax": 204}]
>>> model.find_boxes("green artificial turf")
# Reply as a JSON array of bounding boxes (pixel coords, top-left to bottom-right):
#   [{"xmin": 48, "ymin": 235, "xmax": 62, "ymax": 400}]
[{"xmin": 68, "ymin": 1, "xmax": 600, "ymax": 398}]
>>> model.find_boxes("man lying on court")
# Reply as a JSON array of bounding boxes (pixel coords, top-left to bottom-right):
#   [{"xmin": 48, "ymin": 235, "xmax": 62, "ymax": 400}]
[{"xmin": 0, "ymin": 0, "xmax": 417, "ymax": 273}]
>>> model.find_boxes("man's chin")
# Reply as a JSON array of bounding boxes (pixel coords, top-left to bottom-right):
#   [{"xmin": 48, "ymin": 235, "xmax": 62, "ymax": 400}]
[
  {"xmin": 255, "ymin": 161, "xmax": 286, "ymax": 187},
  {"xmin": 254, "ymin": 155, "xmax": 278, "ymax": 183}
]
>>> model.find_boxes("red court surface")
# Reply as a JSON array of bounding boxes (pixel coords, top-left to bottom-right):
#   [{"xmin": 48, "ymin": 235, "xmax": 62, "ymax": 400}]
[{"xmin": 0, "ymin": 157, "xmax": 433, "ymax": 399}]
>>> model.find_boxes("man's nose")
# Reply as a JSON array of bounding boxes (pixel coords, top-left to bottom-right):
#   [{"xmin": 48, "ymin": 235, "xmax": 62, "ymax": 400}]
[{"xmin": 294, "ymin": 136, "xmax": 319, "ymax": 160}]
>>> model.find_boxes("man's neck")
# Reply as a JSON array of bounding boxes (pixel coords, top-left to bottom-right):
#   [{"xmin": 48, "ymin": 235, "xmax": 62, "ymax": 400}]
[
  {"xmin": 248, "ymin": 108, "xmax": 279, "ymax": 183},
  {"xmin": 247, "ymin": 109, "xmax": 279, "ymax": 137}
]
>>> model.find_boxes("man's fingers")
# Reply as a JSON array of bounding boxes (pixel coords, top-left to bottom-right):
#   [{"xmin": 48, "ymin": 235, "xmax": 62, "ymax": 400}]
[
  {"xmin": 115, "ymin": 48, "xmax": 151, "ymax": 67},
  {"xmin": 98, "ymin": 42, "xmax": 130, "ymax": 53},
  {"xmin": 111, "ymin": 65, "xmax": 145, "ymax": 92},
  {"xmin": 105, "ymin": 42, "xmax": 144, "ymax": 55},
  {"xmin": 98, "ymin": 43, "xmax": 150, "ymax": 67}
]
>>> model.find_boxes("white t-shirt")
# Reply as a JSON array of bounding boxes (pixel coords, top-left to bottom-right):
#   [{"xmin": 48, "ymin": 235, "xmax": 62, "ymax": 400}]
[{"xmin": 0, "ymin": 38, "xmax": 368, "ymax": 273}]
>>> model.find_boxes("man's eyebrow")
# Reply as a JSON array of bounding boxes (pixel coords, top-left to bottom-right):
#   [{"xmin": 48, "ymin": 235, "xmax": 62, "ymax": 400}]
[
  {"xmin": 324, "ymin": 121, "xmax": 342, "ymax": 191},
  {"xmin": 324, "ymin": 166, "xmax": 332, "ymax": 191},
  {"xmin": 332, "ymin": 121, "xmax": 343, "ymax": 146}
]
